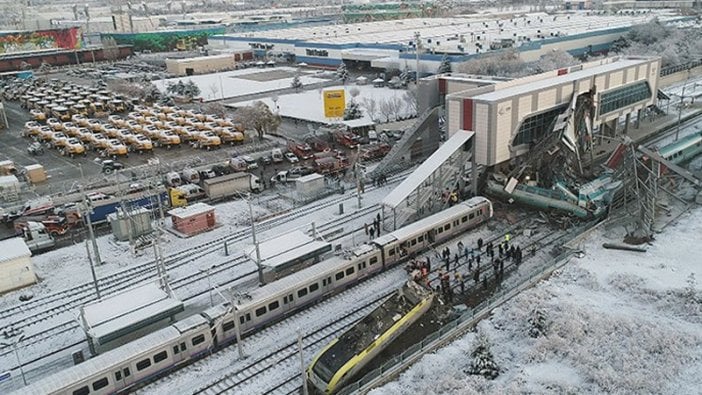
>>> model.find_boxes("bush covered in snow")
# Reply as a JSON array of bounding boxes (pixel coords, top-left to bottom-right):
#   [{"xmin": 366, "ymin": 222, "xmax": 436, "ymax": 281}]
[
  {"xmin": 466, "ymin": 331, "xmax": 499, "ymax": 379},
  {"xmin": 613, "ymin": 19, "xmax": 702, "ymax": 67},
  {"xmin": 528, "ymin": 308, "xmax": 548, "ymax": 338}
]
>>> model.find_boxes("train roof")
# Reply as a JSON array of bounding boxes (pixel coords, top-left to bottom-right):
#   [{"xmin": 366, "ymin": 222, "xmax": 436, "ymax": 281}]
[
  {"xmin": 374, "ymin": 197, "xmax": 491, "ymax": 246},
  {"xmin": 14, "ymin": 326, "xmax": 183, "ymax": 394},
  {"xmin": 658, "ymin": 131, "xmax": 702, "ymax": 157},
  {"xmin": 235, "ymin": 245, "xmax": 376, "ymax": 310}
]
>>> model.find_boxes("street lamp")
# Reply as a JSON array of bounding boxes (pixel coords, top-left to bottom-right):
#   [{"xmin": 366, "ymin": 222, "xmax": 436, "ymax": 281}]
[
  {"xmin": 200, "ymin": 264, "xmax": 216, "ymax": 307},
  {"xmin": 1, "ymin": 329, "xmax": 27, "ymax": 386}
]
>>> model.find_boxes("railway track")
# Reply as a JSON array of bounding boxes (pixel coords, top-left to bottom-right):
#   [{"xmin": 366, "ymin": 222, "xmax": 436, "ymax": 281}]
[
  {"xmin": 0, "ymin": 171, "xmax": 405, "ymax": 336},
  {"xmin": 194, "ymin": 292, "xmax": 393, "ymax": 395}
]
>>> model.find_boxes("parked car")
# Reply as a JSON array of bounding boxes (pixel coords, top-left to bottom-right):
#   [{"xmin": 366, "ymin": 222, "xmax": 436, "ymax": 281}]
[{"xmin": 285, "ymin": 152, "xmax": 299, "ymax": 163}]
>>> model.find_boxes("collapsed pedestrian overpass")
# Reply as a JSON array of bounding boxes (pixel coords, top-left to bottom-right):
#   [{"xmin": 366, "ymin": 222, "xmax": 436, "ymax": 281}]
[{"xmin": 381, "ymin": 130, "xmax": 478, "ymax": 231}]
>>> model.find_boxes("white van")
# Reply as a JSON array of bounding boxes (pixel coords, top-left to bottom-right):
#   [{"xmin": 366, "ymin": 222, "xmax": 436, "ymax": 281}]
[
  {"xmin": 368, "ymin": 130, "xmax": 378, "ymax": 144},
  {"xmin": 271, "ymin": 148, "xmax": 284, "ymax": 163}
]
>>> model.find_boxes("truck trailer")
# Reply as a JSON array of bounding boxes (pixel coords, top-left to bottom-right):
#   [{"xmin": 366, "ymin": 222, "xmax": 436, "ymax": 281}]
[{"xmin": 202, "ymin": 172, "xmax": 262, "ymax": 201}]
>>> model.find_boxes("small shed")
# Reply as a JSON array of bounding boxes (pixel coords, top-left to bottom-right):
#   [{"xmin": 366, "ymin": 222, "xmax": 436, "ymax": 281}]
[
  {"xmin": 296, "ymin": 173, "xmax": 325, "ymax": 196},
  {"xmin": 372, "ymin": 78, "xmax": 385, "ymax": 87},
  {"xmin": 168, "ymin": 202, "xmax": 215, "ymax": 237},
  {"xmin": 356, "ymin": 76, "xmax": 368, "ymax": 85},
  {"xmin": 108, "ymin": 207, "xmax": 154, "ymax": 242},
  {"xmin": 0, "ymin": 175, "xmax": 20, "ymax": 194},
  {"xmin": 0, "ymin": 238, "xmax": 36, "ymax": 294},
  {"xmin": 24, "ymin": 164, "xmax": 47, "ymax": 184}
]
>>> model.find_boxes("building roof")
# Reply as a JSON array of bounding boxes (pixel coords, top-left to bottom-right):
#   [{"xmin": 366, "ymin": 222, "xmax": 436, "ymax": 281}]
[
  {"xmin": 340, "ymin": 118, "xmax": 375, "ymax": 128},
  {"xmin": 168, "ymin": 202, "xmax": 214, "ymax": 218},
  {"xmin": 471, "ymin": 57, "xmax": 651, "ymax": 102},
  {"xmin": 0, "ymin": 238, "xmax": 31, "ymax": 263},
  {"xmin": 383, "ymin": 130, "xmax": 474, "ymax": 209},
  {"xmin": 247, "ymin": 229, "xmax": 313, "ymax": 262},
  {"xmin": 81, "ymin": 282, "xmax": 184, "ymax": 344}
]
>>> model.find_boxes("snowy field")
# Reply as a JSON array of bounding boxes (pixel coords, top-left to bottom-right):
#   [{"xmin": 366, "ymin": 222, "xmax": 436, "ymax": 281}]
[
  {"xmin": 371, "ymin": 208, "xmax": 702, "ymax": 395},
  {"xmin": 152, "ymin": 66, "xmax": 327, "ymax": 102},
  {"xmin": 229, "ymin": 84, "xmax": 417, "ymax": 124}
]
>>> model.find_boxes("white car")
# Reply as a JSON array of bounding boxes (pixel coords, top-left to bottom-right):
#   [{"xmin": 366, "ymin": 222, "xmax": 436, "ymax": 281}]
[
  {"xmin": 242, "ymin": 155, "xmax": 259, "ymax": 169},
  {"xmin": 285, "ymin": 152, "xmax": 299, "ymax": 163}
]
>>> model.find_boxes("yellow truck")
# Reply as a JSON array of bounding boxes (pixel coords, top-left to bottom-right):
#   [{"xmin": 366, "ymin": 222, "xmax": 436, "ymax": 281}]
[
  {"xmin": 52, "ymin": 106, "xmax": 71, "ymax": 122},
  {"xmin": 23, "ymin": 121, "xmax": 43, "ymax": 137},
  {"xmin": 60, "ymin": 138, "xmax": 86, "ymax": 157},
  {"xmin": 217, "ymin": 127, "xmax": 245, "ymax": 145},
  {"xmin": 106, "ymin": 139, "xmax": 129, "ymax": 158},
  {"xmin": 125, "ymin": 134, "xmax": 154, "ymax": 154},
  {"xmin": 30, "ymin": 109, "xmax": 47, "ymax": 122},
  {"xmin": 157, "ymin": 130, "xmax": 181, "ymax": 149},
  {"xmin": 194, "ymin": 131, "xmax": 221, "ymax": 150}
]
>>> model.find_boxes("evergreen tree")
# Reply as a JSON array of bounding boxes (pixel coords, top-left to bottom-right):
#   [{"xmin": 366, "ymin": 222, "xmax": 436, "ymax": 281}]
[
  {"xmin": 466, "ymin": 332, "xmax": 499, "ymax": 379},
  {"xmin": 437, "ymin": 53, "xmax": 452, "ymax": 74},
  {"xmin": 184, "ymin": 79, "xmax": 201, "ymax": 98},
  {"xmin": 337, "ymin": 62, "xmax": 349, "ymax": 83},
  {"xmin": 528, "ymin": 307, "xmax": 548, "ymax": 338},
  {"xmin": 290, "ymin": 74, "xmax": 303, "ymax": 92},
  {"xmin": 343, "ymin": 100, "xmax": 363, "ymax": 120}
]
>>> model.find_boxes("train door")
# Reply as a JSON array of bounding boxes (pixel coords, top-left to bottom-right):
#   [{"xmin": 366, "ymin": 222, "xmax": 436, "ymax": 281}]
[
  {"xmin": 172, "ymin": 341, "xmax": 188, "ymax": 364},
  {"xmin": 428, "ymin": 229, "xmax": 436, "ymax": 244},
  {"xmin": 283, "ymin": 293, "xmax": 295, "ymax": 311},
  {"xmin": 113, "ymin": 366, "xmax": 132, "ymax": 391}
]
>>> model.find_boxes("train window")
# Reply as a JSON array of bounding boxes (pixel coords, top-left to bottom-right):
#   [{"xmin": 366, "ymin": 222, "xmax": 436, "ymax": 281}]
[
  {"xmin": 358, "ymin": 261, "xmax": 366, "ymax": 271},
  {"xmin": 310, "ymin": 283, "xmax": 319, "ymax": 292},
  {"xmin": 479, "ymin": 209, "xmax": 483, "ymax": 215},
  {"xmin": 418, "ymin": 235, "xmax": 424, "ymax": 242},
  {"xmin": 154, "ymin": 351, "xmax": 168, "ymax": 363},
  {"xmin": 370, "ymin": 256, "xmax": 378, "ymax": 265},
  {"xmin": 298, "ymin": 288, "xmax": 308, "ymax": 298},
  {"xmin": 284, "ymin": 294, "xmax": 293, "ymax": 304},
  {"xmin": 437, "ymin": 227, "xmax": 443, "ymax": 234},
  {"xmin": 469, "ymin": 213, "xmax": 474, "ymax": 220},
  {"xmin": 93, "ymin": 377, "xmax": 109, "ymax": 391},
  {"xmin": 345, "ymin": 267, "xmax": 355, "ymax": 275},
  {"xmin": 192, "ymin": 334, "xmax": 206, "ymax": 346},
  {"xmin": 444, "ymin": 224, "xmax": 450, "ymax": 231},
  {"xmin": 136, "ymin": 358, "xmax": 151, "ymax": 371},
  {"xmin": 269, "ymin": 301, "xmax": 280, "ymax": 311},
  {"xmin": 323, "ymin": 278, "xmax": 328, "ymax": 286},
  {"xmin": 335, "ymin": 271, "xmax": 344, "ymax": 281},
  {"xmin": 223, "ymin": 321, "xmax": 235, "ymax": 331},
  {"xmin": 173, "ymin": 346, "xmax": 180, "ymax": 354},
  {"xmin": 453, "ymin": 220, "xmax": 459, "ymax": 226},
  {"xmin": 116, "ymin": 371, "xmax": 122, "ymax": 381},
  {"xmin": 462, "ymin": 216, "xmax": 467, "ymax": 223},
  {"xmin": 124, "ymin": 367, "xmax": 131, "ymax": 377},
  {"xmin": 179, "ymin": 343, "xmax": 186, "ymax": 352},
  {"xmin": 255, "ymin": 306, "xmax": 267, "ymax": 317},
  {"xmin": 388, "ymin": 248, "xmax": 395, "ymax": 256},
  {"xmin": 72, "ymin": 386, "xmax": 89, "ymax": 395},
  {"xmin": 410, "ymin": 239, "xmax": 416, "ymax": 246}
]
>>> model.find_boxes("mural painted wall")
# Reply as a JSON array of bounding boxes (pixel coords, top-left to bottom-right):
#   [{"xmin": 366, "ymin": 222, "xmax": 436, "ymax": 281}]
[
  {"xmin": 102, "ymin": 27, "xmax": 225, "ymax": 52},
  {"xmin": 0, "ymin": 27, "xmax": 81, "ymax": 54}
]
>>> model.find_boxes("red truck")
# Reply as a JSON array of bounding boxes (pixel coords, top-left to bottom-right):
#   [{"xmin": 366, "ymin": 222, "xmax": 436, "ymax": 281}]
[
  {"xmin": 287, "ymin": 139, "xmax": 314, "ymax": 160},
  {"xmin": 360, "ymin": 143, "xmax": 392, "ymax": 161},
  {"xmin": 305, "ymin": 136, "xmax": 331, "ymax": 153},
  {"xmin": 334, "ymin": 131, "xmax": 360, "ymax": 149},
  {"xmin": 314, "ymin": 157, "xmax": 349, "ymax": 175}
]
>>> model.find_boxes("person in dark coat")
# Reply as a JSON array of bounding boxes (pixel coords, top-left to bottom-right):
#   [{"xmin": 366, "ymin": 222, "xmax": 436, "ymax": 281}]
[
  {"xmin": 426, "ymin": 256, "xmax": 431, "ymax": 272},
  {"xmin": 477, "ymin": 238, "xmax": 483, "ymax": 251},
  {"xmin": 369, "ymin": 226, "xmax": 375, "ymax": 239}
]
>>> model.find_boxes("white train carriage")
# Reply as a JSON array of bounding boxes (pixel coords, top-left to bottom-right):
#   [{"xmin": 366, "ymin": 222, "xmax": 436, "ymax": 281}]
[
  {"xmin": 375, "ymin": 197, "xmax": 493, "ymax": 267},
  {"xmin": 13, "ymin": 315, "xmax": 212, "ymax": 395},
  {"xmin": 205, "ymin": 245, "xmax": 385, "ymax": 342}
]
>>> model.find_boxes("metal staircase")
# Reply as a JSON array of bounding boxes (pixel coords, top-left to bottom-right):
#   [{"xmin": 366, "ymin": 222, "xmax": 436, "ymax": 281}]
[{"xmin": 370, "ymin": 106, "xmax": 440, "ymax": 178}]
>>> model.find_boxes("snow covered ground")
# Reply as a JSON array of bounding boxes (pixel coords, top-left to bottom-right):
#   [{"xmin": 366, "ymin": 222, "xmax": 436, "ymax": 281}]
[
  {"xmin": 371, "ymin": 207, "xmax": 702, "ymax": 395},
  {"xmin": 152, "ymin": 66, "xmax": 327, "ymax": 102},
  {"xmin": 229, "ymin": 84, "xmax": 417, "ymax": 124}
]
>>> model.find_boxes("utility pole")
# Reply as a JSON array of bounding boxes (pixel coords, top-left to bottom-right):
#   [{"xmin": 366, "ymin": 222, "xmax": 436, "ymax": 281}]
[
  {"xmin": 85, "ymin": 238, "xmax": 101, "ymax": 299},
  {"xmin": 355, "ymin": 143, "xmax": 362, "ymax": 208},
  {"xmin": 200, "ymin": 265, "xmax": 215, "ymax": 307},
  {"xmin": 676, "ymin": 69, "xmax": 691, "ymax": 141},
  {"xmin": 298, "ymin": 329, "xmax": 308, "ymax": 395},
  {"xmin": 1, "ymin": 329, "xmax": 27, "ymax": 386},
  {"xmin": 246, "ymin": 196, "xmax": 264, "ymax": 286},
  {"xmin": 82, "ymin": 195, "xmax": 102, "ymax": 265},
  {"xmin": 414, "ymin": 31, "xmax": 421, "ymax": 85}
]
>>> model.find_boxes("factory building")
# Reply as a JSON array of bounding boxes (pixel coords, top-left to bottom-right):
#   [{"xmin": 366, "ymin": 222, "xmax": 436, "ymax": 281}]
[{"xmin": 445, "ymin": 56, "xmax": 660, "ymax": 167}]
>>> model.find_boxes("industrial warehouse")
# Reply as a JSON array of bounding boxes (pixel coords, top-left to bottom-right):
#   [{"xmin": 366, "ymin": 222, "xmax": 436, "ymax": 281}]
[{"xmin": 0, "ymin": 2, "xmax": 701, "ymax": 395}]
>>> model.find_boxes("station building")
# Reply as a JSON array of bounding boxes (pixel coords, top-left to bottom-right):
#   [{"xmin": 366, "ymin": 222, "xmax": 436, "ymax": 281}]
[{"xmin": 443, "ymin": 56, "xmax": 660, "ymax": 167}]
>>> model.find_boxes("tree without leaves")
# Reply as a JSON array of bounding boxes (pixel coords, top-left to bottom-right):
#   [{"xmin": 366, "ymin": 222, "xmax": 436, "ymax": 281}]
[
  {"xmin": 203, "ymin": 102, "xmax": 226, "ymax": 118},
  {"xmin": 403, "ymin": 88, "xmax": 418, "ymax": 115},
  {"xmin": 237, "ymin": 101, "xmax": 281, "ymax": 140},
  {"xmin": 360, "ymin": 97, "xmax": 378, "ymax": 122}
]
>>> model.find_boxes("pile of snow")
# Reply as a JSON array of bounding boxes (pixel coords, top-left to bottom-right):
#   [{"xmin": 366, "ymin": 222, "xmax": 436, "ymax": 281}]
[
  {"xmin": 372, "ymin": 208, "xmax": 702, "ymax": 394},
  {"xmin": 228, "ymin": 84, "xmax": 417, "ymax": 124}
]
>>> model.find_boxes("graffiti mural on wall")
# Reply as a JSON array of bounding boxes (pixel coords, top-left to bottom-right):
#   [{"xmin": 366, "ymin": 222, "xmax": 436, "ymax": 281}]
[
  {"xmin": 102, "ymin": 27, "xmax": 225, "ymax": 52},
  {"xmin": 0, "ymin": 27, "xmax": 82, "ymax": 54}
]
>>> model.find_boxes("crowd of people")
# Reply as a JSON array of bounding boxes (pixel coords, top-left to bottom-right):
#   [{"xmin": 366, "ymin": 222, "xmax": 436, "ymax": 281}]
[{"xmin": 405, "ymin": 233, "xmax": 532, "ymax": 302}]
